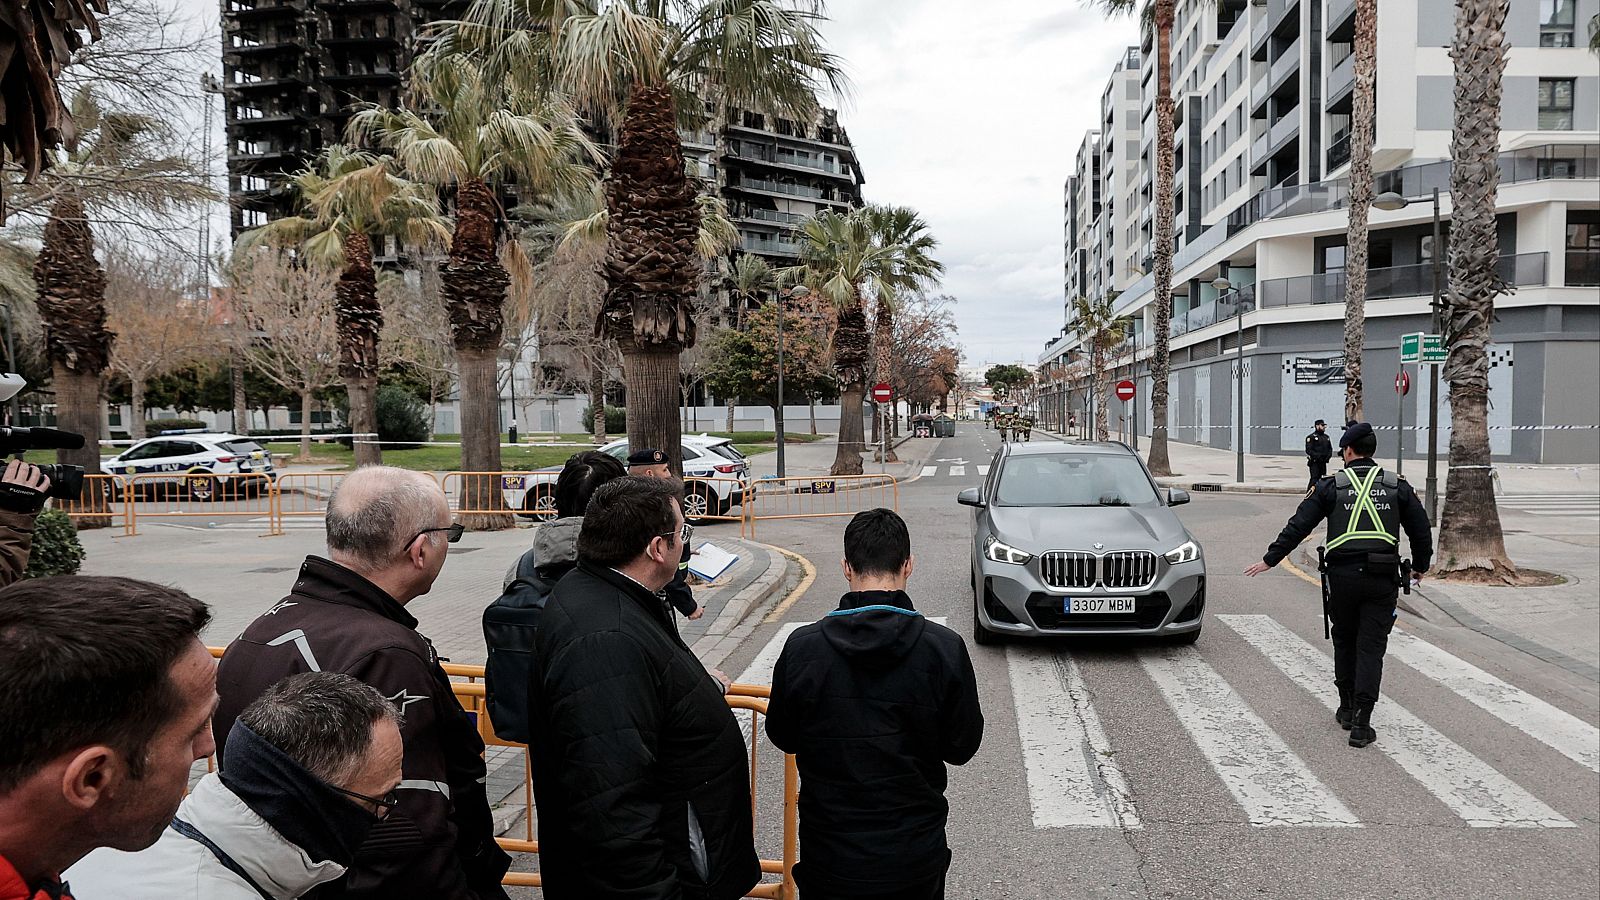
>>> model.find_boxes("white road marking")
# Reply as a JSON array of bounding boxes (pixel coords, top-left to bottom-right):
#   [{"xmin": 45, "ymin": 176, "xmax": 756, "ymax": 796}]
[
  {"xmin": 920, "ymin": 465, "xmax": 938, "ymax": 478},
  {"xmin": 1387, "ymin": 631, "xmax": 1599, "ymax": 773},
  {"xmin": 1219, "ymin": 615, "xmax": 1574, "ymax": 828},
  {"xmin": 978, "ymin": 465, "xmax": 991, "ymax": 476},
  {"xmin": 1140, "ymin": 646, "xmax": 1359, "ymax": 827},
  {"xmin": 1008, "ymin": 648, "xmax": 1142, "ymax": 830},
  {"xmin": 951, "ymin": 465, "xmax": 966, "ymax": 477}
]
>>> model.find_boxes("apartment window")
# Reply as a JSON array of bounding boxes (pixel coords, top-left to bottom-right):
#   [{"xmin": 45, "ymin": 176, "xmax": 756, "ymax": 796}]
[
  {"xmin": 1321, "ymin": 244, "xmax": 1347, "ymax": 272},
  {"xmin": 1538, "ymin": 79, "xmax": 1575, "ymax": 130},
  {"xmin": 1540, "ymin": 0, "xmax": 1576, "ymax": 47},
  {"xmin": 241, "ymin": 209, "xmax": 268, "ymax": 228}
]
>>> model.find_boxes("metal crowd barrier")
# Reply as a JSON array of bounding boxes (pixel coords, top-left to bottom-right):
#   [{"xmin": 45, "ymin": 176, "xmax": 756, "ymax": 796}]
[
  {"xmin": 273, "ymin": 473, "xmax": 352, "ymax": 533},
  {"xmin": 440, "ymin": 471, "xmax": 523, "ymax": 525},
  {"xmin": 202, "ymin": 649, "xmax": 798, "ymax": 898},
  {"xmin": 54, "ymin": 474, "xmax": 132, "ymax": 535},
  {"xmin": 744, "ymin": 474, "xmax": 900, "ymax": 540},
  {"xmin": 684, "ymin": 476, "xmax": 752, "ymax": 536},
  {"xmin": 123, "ymin": 473, "xmax": 277, "ymax": 536}
]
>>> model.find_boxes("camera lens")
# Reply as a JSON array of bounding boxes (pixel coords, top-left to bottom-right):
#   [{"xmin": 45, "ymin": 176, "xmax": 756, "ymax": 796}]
[{"xmin": 38, "ymin": 464, "xmax": 85, "ymax": 501}]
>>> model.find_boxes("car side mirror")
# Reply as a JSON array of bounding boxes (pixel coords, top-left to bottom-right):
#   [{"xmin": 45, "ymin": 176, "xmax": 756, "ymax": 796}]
[
  {"xmin": 1167, "ymin": 488, "xmax": 1191, "ymax": 507},
  {"xmin": 957, "ymin": 487, "xmax": 985, "ymax": 508}
]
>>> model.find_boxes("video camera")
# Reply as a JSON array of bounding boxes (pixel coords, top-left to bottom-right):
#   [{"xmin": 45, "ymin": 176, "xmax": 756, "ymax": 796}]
[{"xmin": 0, "ymin": 374, "xmax": 87, "ymax": 500}]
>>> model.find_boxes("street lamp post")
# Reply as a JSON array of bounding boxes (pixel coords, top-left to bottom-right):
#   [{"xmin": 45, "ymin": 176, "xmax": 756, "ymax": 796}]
[
  {"xmin": 1374, "ymin": 189, "xmax": 1442, "ymax": 524},
  {"xmin": 775, "ymin": 286, "xmax": 810, "ymax": 478},
  {"xmin": 1212, "ymin": 275, "xmax": 1251, "ymax": 483},
  {"xmin": 1131, "ymin": 323, "xmax": 1140, "ymax": 452}
]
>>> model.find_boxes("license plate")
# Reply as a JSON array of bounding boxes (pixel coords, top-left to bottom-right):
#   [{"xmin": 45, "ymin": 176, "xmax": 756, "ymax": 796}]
[{"xmin": 1064, "ymin": 596, "xmax": 1137, "ymax": 614}]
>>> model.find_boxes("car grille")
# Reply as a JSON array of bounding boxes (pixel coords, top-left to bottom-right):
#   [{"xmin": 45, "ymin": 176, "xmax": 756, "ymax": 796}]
[
  {"xmin": 1039, "ymin": 552, "xmax": 1096, "ymax": 589},
  {"xmin": 1101, "ymin": 551, "xmax": 1158, "ymax": 590},
  {"xmin": 1025, "ymin": 592, "xmax": 1172, "ymax": 630}
]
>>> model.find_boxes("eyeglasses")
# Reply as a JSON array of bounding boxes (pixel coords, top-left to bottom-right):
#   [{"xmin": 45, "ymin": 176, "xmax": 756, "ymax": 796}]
[
  {"xmin": 329, "ymin": 785, "xmax": 400, "ymax": 819},
  {"xmin": 409, "ymin": 523, "xmax": 464, "ymax": 548},
  {"xmin": 658, "ymin": 521, "xmax": 693, "ymax": 547}
]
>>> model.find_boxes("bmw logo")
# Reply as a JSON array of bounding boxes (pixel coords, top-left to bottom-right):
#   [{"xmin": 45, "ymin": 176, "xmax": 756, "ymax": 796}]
[{"xmin": 1093, "ymin": 542, "xmax": 1104, "ymax": 551}]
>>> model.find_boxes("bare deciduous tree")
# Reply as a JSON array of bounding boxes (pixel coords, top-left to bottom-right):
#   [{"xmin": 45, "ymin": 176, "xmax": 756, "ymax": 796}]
[
  {"xmin": 228, "ymin": 250, "xmax": 339, "ymax": 461},
  {"xmin": 105, "ymin": 249, "xmax": 211, "ymax": 438},
  {"xmin": 379, "ymin": 266, "xmax": 455, "ymax": 439}
]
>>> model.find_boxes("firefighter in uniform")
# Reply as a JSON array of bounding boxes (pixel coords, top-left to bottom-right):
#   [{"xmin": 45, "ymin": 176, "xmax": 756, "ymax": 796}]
[
  {"xmin": 1305, "ymin": 418, "xmax": 1333, "ymax": 490},
  {"xmin": 1244, "ymin": 422, "xmax": 1432, "ymax": 748},
  {"xmin": 1020, "ymin": 415, "xmax": 1034, "ymax": 442},
  {"xmin": 996, "ymin": 412, "xmax": 1010, "ymax": 443}
]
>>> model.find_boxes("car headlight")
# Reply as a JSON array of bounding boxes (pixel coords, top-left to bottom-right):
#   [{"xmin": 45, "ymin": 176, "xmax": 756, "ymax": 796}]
[
  {"xmin": 984, "ymin": 535, "xmax": 1032, "ymax": 565},
  {"xmin": 1164, "ymin": 540, "xmax": 1201, "ymax": 565}
]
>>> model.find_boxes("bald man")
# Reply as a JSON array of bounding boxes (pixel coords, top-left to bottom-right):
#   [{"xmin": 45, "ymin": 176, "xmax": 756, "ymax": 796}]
[{"xmin": 214, "ymin": 466, "xmax": 512, "ymax": 899}]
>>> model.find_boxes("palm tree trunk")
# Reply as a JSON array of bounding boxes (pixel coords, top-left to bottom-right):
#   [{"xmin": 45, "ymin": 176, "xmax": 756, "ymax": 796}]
[
  {"xmin": 600, "ymin": 82, "xmax": 701, "ymax": 476},
  {"xmin": 809, "ymin": 395, "xmax": 817, "ymax": 434},
  {"xmin": 831, "ymin": 298, "xmax": 870, "ymax": 475},
  {"xmin": 230, "ymin": 346, "xmax": 249, "ymax": 433},
  {"xmin": 297, "ymin": 390, "xmax": 313, "ymax": 461},
  {"xmin": 130, "ymin": 377, "xmax": 147, "ymax": 440},
  {"xmin": 873, "ymin": 301, "xmax": 899, "ymax": 462},
  {"xmin": 1437, "ymin": 0, "xmax": 1514, "ymax": 578},
  {"xmin": 1342, "ymin": 0, "xmax": 1378, "ymax": 422},
  {"xmin": 442, "ymin": 176, "xmax": 512, "ymax": 528},
  {"xmin": 336, "ymin": 231, "xmax": 383, "ymax": 466},
  {"xmin": 1094, "ymin": 343, "xmax": 1109, "ymax": 441},
  {"xmin": 1146, "ymin": 0, "xmax": 1178, "ymax": 476},
  {"xmin": 590, "ymin": 355, "xmax": 608, "ymax": 445}
]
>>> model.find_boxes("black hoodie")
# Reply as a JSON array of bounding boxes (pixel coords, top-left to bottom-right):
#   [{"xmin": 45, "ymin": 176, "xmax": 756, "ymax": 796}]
[{"xmin": 765, "ymin": 591, "xmax": 984, "ymax": 893}]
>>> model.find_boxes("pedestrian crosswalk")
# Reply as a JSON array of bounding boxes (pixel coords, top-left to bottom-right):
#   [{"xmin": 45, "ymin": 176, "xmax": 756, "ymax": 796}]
[
  {"xmin": 918, "ymin": 464, "xmax": 989, "ymax": 479},
  {"xmin": 1493, "ymin": 493, "xmax": 1600, "ymax": 520},
  {"xmin": 737, "ymin": 612, "xmax": 1595, "ymax": 832}
]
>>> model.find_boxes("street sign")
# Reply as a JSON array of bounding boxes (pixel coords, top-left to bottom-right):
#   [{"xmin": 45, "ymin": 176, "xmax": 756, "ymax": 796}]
[
  {"xmin": 1400, "ymin": 332, "xmax": 1423, "ymax": 363},
  {"xmin": 1421, "ymin": 334, "xmax": 1446, "ymax": 365},
  {"xmin": 1395, "ymin": 371, "xmax": 1411, "ymax": 396},
  {"xmin": 1401, "ymin": 333, "xmax": 1446, "ymax": 365},
  {"xmin": 1114, "ymin": 380, "xmax": 1136, "ymax": 402},
  {"xmin": 871, "ymin": 382, "xmax": 892, "ymax": 403}
]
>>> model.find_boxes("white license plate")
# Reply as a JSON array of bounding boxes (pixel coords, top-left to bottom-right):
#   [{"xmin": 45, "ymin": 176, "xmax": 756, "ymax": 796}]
[{"xmin": 1064, "ymin": 596, "xmax": 1137, "ymax": 614}]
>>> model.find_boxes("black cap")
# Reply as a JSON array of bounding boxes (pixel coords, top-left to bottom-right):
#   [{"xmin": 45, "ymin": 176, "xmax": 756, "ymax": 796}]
[
  {"xmin": 1338, "ymin": 421, "xmax": 1374, "ymax": 450},
  {"xmin": 1314, "ymin": 419, "xmax": 1326, "ymax": 426},
  {"xmin": 627, "ymin": 448, "xmax": 669, "ymax": 467}
]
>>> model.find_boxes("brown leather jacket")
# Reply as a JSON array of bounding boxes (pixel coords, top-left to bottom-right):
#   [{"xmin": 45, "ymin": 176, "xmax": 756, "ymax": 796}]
[{"xmin": 0, "ymin": 510, "xmax": 36, "ymax": 588}]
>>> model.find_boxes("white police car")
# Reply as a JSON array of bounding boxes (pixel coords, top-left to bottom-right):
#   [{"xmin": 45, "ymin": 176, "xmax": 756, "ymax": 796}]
[
  {"xmin": 102, "ymin": 430, "xmax": 277, "ymax": 501},
  {"xmin": 501, "ymin": 435, "xmax": 752, "ymax": 523}
]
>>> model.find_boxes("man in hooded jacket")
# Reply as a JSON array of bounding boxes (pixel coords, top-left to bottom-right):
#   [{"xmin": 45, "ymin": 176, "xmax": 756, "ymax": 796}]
[{"xmin": 766, "ymin": 508, "xmax": 984, "ymax": 900}]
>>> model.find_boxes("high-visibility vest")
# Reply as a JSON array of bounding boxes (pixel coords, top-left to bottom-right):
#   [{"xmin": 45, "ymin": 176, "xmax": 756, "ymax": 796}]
[{"xmin": 1326, "ymin": 465, "xmax": 1401, "ymax": 552}]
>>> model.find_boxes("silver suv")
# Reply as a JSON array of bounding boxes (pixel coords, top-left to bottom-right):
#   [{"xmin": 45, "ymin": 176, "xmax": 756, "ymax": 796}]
[{"xmin": 958, "ymin": 441, "xmax": 1205, "ymax": 645}]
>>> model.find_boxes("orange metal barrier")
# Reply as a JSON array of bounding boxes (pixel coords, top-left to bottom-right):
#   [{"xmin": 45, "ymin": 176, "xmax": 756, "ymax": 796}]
[
  {"xmin": 273, "ymin": 473, "xmax": 349, "ymax": 531},
  {"xmin": 745, "ymin": 474, "xmax": 899, "ymax": 539},
  {"xmin": 125, "ymin": 472, "xmax": 277, "ymax": 536},
  {"xmin": 684, "ymin": 476, "xmax": 751, "ymax": 535},
  {"xmin": 203, "ymin": 648, "xmax": 798, "ymax": 898},
  {"xmin": 55, "ymin": 474, "xmax": 131, "ymax": 535},
  {"xmin": 441, "ymin": 471, "xmax": 530, "ymax": 523}
]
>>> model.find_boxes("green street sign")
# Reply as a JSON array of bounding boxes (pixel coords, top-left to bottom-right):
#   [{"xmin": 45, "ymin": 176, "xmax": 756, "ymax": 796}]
[
  {"xmin": 1401, "ymin": 332, "xmax": 1446, "ymax": 365},
  {"xmin": 1421, "ymin": 333, "xmax": 1446, "ymax": 364},
  {"xmin": 1400, "ymin": 332, "xmax": 1422, "ymax": 363}
]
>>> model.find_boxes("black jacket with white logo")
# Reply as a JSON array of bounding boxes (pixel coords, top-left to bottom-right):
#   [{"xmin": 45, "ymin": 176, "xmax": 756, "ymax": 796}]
[
  {"xmin": 213, "ymin": 556, "xmax": 511, "ymax": 900},
  {"xmin": 765, "ymin": 591, "xmax": 984, "ymax": 893}
]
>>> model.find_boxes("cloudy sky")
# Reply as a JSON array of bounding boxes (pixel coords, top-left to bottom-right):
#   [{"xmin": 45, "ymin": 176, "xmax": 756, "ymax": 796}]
[{"xmin": 175, "ymin": 0, "xmax": 1138, "ymax": 369}]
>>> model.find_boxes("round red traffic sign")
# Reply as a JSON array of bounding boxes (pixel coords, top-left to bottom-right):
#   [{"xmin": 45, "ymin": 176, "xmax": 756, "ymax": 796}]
[
  {"xmin": 871, "ymin": 382, "xmax": 892, "ymax": 403},
  {"xmin": 1114, "ymin": 380, "xmax": 1136, "ymax": 402},
  {"xmin": 1395, "ymin": 371, "xmax": 1411, "ymax": 396}
]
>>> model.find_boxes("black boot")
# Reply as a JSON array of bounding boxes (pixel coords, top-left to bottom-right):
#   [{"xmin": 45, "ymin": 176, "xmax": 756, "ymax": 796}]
[
  {"xmin": 1348, "ymin": 704, "xmax": 1376, "ymax": 748},
  {"xmin": 1335, "ymin": 689, "xmax": 1354, "ymax": 731}
]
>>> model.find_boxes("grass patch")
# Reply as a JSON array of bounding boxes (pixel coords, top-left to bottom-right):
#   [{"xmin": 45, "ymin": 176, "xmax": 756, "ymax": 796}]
[
  {"xmin": 265, "ymin": 442, "xmax": 579, "ymax": 472},
  {"xmin": 697, "ymin": 431, "xmax": 829, "ymax": 444}
]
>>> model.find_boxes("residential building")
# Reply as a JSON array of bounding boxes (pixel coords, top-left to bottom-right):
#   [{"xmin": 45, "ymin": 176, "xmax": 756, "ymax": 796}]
[{"xmin": 1043, "ymin": 0, "xmax": 1599, "ymax": 464}]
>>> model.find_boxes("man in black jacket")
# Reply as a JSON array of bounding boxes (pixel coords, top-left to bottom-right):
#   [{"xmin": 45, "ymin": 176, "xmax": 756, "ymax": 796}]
[
  {"xmin": 1305, "ymin": 419, "xmax": 1333, "ymax": 490},
  {"xmin": 528, "ymin": 476, "xmax": 759, "ymax": 900},
  {"xmin": 214, "ymin": 466, "xmax": 510, "ymax": 899},
  {"xmin": 766, "ymin": 509, "xmax": 984, "ymax": 900}
]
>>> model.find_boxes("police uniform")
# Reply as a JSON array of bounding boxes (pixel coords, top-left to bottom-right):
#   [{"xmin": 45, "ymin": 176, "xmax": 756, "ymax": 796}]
[
  {"xmin": 628, "ymin": 448, "xmax": 698, "ymax": 620},
  {"xmin": 1261, "ymin": 423, "xmax": 1432, "ymax": 748},
  {"xmin": 1305, "ymin": 420, "xmax": 1333, "ymax": 489}
]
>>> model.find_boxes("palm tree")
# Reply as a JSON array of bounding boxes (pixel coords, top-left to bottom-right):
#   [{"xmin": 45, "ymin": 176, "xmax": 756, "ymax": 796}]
[
  {"xmin": 238, "ymin": 146, "xmax": 450, "ymax": 466},
  {"xmin": 1098, "ymin": 0, "xmax": 1177, "ymax": 475},
  {"xmin": 0, "ymin": 1, "xmax": 105, "ymax": 183},
  {"xmin": 1436, "ymin": 0, "xmax": 1514, "ymax": 580},
  {"xmin": 352, "ymin": 53, "xmax": 596, "ymax": 526},
  {"xmin": 1070, "ymin": 295, "xmax": 1130, "ymax": 441},
  {"xmin": 726, "ymin": 252, "xmax": 774, "ymax": 431},
  {"xmin": 1341, "ymin": 0, "xmax": 1377, "ymax": 422},
  {"xmin": 864, "ymin": 204, "xmax": 943, "ymax": 462},
  {"xmin": 449, "ymin": 0, "xmax": 845, "ymax": 475}
]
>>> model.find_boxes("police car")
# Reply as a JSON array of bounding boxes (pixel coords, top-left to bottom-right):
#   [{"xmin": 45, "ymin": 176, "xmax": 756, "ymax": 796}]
[
  {"xmin": 501, "ymin": 435, "xmax": 752, "ymax": 523},
  {"xmin": 102, "ymin": 430, "xmax": 278, "ymax": 501}
]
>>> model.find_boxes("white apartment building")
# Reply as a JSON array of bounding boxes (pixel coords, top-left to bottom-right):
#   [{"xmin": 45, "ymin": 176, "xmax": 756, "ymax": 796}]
[{"xmin": 1043, "ymin": 0, "xmax": 1599, "ymax": 464}]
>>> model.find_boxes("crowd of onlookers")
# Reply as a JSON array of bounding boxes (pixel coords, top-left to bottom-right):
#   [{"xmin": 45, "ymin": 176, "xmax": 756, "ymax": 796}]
[{"xmin": 0, "ymin": 450, "xmax": 982, "ymax": 900}]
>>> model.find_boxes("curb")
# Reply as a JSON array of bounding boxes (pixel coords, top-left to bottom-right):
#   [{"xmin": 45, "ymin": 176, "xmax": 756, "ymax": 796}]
[
  {"xmin": 1163, "ymin": 478, "xmax": 1305, "ymax": 495},
  {"xmin": 693, "ymin": 539, "xmax": 806, "ymax": 669}
]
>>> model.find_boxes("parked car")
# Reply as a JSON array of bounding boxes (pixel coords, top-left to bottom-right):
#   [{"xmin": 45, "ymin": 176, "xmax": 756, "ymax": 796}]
[
  {"xmin": 101, "ymin": 430, "xmax": 277, "ymax": 502},
  {"xmin": 500, "ymin": 434, "xmax": 752, "ymax": 523},
  {"xmin": 958, "ymin": 440, "xmax": 1205, "ymax": 646}
]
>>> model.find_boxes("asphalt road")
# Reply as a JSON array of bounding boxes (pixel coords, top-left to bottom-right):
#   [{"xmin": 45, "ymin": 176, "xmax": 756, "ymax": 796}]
[{"xmin": 724, "ymin": 425, "xmax": 1599, "ymax": 900}]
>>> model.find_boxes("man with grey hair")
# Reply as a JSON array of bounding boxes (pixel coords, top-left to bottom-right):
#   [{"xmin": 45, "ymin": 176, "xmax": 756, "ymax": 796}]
[
  {"xmin": 66, "ymin": 672, "xmax": 405, "ymax": 899},
  {"xmin": 213, "ymin": 466, "xmax": 511, "ymax": 899}
]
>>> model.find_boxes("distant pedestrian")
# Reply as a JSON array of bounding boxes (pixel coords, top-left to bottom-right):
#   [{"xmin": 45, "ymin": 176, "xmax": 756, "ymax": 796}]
[
  {"xmin": 527, "ymin": 476, "xmax": 759, "ymax": 899},
  {"xmin": 629, "ymin": 447, "xmax": 704, "ymax": 621},
  {"xmin": 0, "ymin": 577, "xmax": 214, "ymax": 900},
  {"xmin": 1305, "ymin": 419, "xmax": 1333, "ymax": 490},
  {"xmin": 766, "ymin": 509, "xmax": 984, "ymax": 900},
  {"xmin": 213, "ymin": 466, "xmax": 510, "ymax": 900},
  {"xmin": 1245, "ymin": 422, "xmax": 1432, "ymax": 748},
  {"xmin": 67, "ymin": 672, "xmax": 405, "ymax": 899}
]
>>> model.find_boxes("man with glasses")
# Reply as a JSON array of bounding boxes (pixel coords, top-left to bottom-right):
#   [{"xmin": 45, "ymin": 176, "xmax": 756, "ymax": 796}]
[
  {"xmin": 526, "ymin": 477, "xmax": 760, "ymax": 900},
  {"xmin": 213, "ymin": 466, "xmax": 510, "ymax": 899},
  {"xmin": 66, "ymin": 672, "xmax": 404, "ymax": 898}
]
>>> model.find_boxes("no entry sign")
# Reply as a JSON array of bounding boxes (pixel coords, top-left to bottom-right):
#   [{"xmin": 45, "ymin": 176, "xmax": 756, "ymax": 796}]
[
  {"xmin": 1115, "ymin": 380, "xmax": 1136, "ymax": 402},
  {"xmin": 1395, "ymin": 371, "xmax": 1411, "ymax": 396},
  {"xmin": 871, "ymin": 382, "xmax": 893, "ymax": 403}
]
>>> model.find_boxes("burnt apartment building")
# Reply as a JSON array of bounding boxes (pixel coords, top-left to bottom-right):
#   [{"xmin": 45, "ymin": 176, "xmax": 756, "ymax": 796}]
[{"xmin": 221, "ymin": 0, "xmax": 465, "ymax": 238}]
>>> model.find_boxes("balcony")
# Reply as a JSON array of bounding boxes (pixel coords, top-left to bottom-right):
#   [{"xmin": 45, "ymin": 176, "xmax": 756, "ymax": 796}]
[
  {"xmin": 1327, "ymin": 131, "xmax": 1351, "ymax": 171},
  {"xmin": 1257, "ymin": 253, "xmax": 1548, "ymax": 307},
  {"xmin": 1327, "ymin": 52, "xmax": 1355, "ymax": 110},
  {"xmin": 730, "ymin": 146, "xmax": 843, "ymax": 176},
  {"xmin": 678, "ymin": 129, "xmax": 716, "ymax": 148},
  {"xmin": 1268, "ymin": 36, "xmax": 1302, "ymax": 94},
  {"xmin": 225, "ymin": 0, "xmax": 301, "ymax": 19},
  {"xmin": 1567, "ymin": 250, "xmax": 1600, "ymax": 287},
  {"xmin": 741, "ymin": 236, "xmax": 801, "ymax": 257},
  {"xmin": 739, "ymin": 207, "xmax": 809, "ymax": 227},
  {"xmin": 1327, "ymin": 0, "xmax": 1358, "ymax": 42},
  {"xmin": 732, "ymin": 178, "xmax": 845, "ymax": 203}
]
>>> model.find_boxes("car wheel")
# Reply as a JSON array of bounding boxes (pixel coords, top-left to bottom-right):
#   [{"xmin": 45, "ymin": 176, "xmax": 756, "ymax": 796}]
[
  {"xmin": 684, "ymin": 485, "xmax": 717, "ymax": 524},
  {"xmin": 1167, "ymin": 627, "xmax": 1201, "ymax": 646},
  {"xmin": 186, "ymin": 473, "xmax": 219, "ymax": 503},
  {"xmin": 520, "ymin": 487, "xmax": 556, "ymax": 520}
]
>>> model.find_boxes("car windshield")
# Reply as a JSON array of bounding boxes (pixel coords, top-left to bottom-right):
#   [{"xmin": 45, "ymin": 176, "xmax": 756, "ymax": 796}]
[
  {"xmin": 222, "ymin": 440, "xmax": 264, "ymax": 455},
  {"xmin": 994, "ymin": 453, "xmax": 1159, "ymax": 507},
  {"xmin": 707, "ymin": 443, "xmax": 744, "ymax": 462}
]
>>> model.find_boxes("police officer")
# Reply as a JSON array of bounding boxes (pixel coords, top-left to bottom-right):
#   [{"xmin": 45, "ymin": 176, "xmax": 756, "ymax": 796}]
[
  {"xmin": 627, "ymin": 448, "xmax": 704, "ymax": 622},
  {"xmin": 1244, "ymin": 422, "xmax": 1432, "ymax": 749},
  {"xmin": 1305, "ymin": 419, "xmax": 1333, "ymax": 490}
]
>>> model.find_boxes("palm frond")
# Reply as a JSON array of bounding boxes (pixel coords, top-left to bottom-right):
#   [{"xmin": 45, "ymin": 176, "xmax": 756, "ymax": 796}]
[{"xmin": 695, "ymin": 193, "xmax": 739, "ymax": 258}]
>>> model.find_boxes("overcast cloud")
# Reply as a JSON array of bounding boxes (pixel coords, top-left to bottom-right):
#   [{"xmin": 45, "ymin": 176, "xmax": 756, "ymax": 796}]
[{"xmin": 175, "ymin": 0, "xmax": 1137, "ymax": 369}]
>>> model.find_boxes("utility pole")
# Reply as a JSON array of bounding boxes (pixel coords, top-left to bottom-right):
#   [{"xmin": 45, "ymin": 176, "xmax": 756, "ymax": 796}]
[{"xmin": 1426, "ymin": 187, "xmax": 1443, "ymax": 525}]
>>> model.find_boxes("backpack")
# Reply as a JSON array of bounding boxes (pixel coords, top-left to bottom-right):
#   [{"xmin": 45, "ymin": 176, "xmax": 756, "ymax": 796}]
[{"xmin": 482, "ymin": 547, "xmax": 568, "ymax": 743}]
